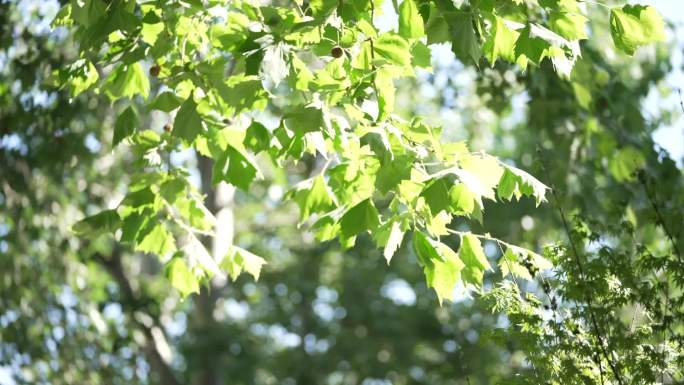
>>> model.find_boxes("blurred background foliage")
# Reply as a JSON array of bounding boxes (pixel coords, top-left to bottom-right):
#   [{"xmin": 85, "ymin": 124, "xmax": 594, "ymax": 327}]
[{"xmin": 1, "ymin": 0, "xmax": 683, "ymax": 384}]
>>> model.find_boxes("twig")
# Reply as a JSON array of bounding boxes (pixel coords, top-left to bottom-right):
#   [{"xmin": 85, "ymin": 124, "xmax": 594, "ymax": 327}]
[
  {"xmin": 638, "ymin": 173, "xmax": 683, "ymax": 265},
  {"xmin": 537, "ymin": 148, "xmax": 625, "ymax": 385},
  {"xmin": 93, "ymin": 247, "xmax": 181, "ymax": 385}
]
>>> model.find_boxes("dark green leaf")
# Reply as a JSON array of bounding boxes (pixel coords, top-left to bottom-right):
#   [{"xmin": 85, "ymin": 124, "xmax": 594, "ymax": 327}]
[{"xmin": 113, "ymin": 106, "xmax": 138, "ymax": 146}]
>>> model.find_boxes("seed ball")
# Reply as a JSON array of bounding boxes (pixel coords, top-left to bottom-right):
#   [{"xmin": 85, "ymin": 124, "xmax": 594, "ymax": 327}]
[{"xmin": 331, "ymin": 46, "xmax": 344, "ymax": 58}]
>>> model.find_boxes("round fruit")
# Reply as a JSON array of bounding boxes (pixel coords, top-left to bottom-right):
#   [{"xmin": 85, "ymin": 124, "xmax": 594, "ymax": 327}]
[
  {"xmin": 149, "ymin": 65, "xmax": 161, "ymax": 77},
  {"xmin": 331, "ymin": 46, "xmax": 343, "ymax": 58}
]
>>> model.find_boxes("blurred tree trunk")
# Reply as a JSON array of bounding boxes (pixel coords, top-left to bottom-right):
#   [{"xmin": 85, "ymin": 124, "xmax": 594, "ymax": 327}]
[{"xmin": 193, "ymin": 154, "xmax": 235, "ymax": 385}]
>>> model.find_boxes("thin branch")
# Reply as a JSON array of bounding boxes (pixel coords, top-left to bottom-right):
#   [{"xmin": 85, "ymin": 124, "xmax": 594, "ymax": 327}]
[
  {"xmin": 638, "ymin": 172, "xmax": 683, "ymax": 265},
  {"xmin": 93, "ymin": 248, "xmax": 181, "ymax": 385},
  {"xmin": 537, "ymin": 148, "xmax": 625, "ymax": 385}
]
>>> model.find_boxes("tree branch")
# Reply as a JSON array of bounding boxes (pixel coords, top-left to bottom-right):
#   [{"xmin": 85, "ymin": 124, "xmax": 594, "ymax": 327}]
[
  {"xmin": 93, "ymin": 248, "xmax": 181, "ymax": 385},
  {"xmin": 538, "ymin": 149, "xmax": 625, "ymax": 385}
]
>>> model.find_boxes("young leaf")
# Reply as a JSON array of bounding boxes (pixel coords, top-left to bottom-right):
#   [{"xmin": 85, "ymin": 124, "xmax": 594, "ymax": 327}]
[
  {"xmin": 483, "ymin": 16, "xmax": 520, "ymax": 65},
  {"xmin": 427, "ymin": 241, "xmax": 464, "ymax": 305},
  {"xmin": 549, "ymin": 11, "xmax": 588, "ymax": 40},
  {"xmin": 166, "ymin": 257, "xmax": 200, "ymax": 298},
  {"xmin": 375, "ymin": 66, "xmax": 396, "ymax": 120},
  {"xmin": 221, "ymin": 246, "xmax": 267, "ymax": 281},
  {"xmin": 459, "ymin": 233, "xmax": 491, "ymax": 287},
  {"xmin": 292, "ymin": 176, "xmax": 336, "ymax": 221},
  {"xmin": 608, "ymin": 146, "xmax": 645, "ymax": 182},
  {"xmin": 449, "ymin": 184, "xmax": 475, "ymax": 216},
  {"xmin": 499, "ymin": 247, "xmax": 533, "ymax": 281},
  {"xmin": 497, "ymin": 165, "xmax": 548, "ymax": 205},
  {"xmin": 610, "ymin": 5, "xmax": 665, "ymax": 55},
  {"xmin": 412, "ymin": 231, "xmax": 464, "ymax": 304},
  {"xmin": 377, "ymin": 220, "xmax": 405, "ymax": 264},
  {"xmin": 373, "ymin": 34, "xmax": 412, "ymax": 68},
  {"xmin": 136, "ymin": 223, "xmax": 176, "ymax": 256},
  {"xmin": 515, "ymin": 26, "xmax": 551, "ymax": 69},
  {"xmin": 398, "ymin": 0, "xmax": 424, "ymax": 40}
]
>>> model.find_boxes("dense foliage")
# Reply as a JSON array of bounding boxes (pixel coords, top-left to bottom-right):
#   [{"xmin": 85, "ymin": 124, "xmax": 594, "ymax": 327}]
[{"xmin": 1, "ymin": 0, "xmax": 683, "ymax": 384}]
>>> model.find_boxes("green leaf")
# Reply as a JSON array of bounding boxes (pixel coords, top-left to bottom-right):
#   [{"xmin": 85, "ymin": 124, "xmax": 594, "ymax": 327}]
[
  {"xmin": 70, "ymin": 0, "xmax": 106, "ymax": 27},
  {"xmin": 104, "ymin": 63, "xmax": 150, "ymax": 100},
  {"xmin": 217, "ymin": 76, "xmax": 268, "ymax": 116},
  {"xmin": 113, "ymin": 106, "xmax": 138, "ymax": 146},
  {"xmin": 183, "ymin": 233, "xmax": 221, "ymax": 278},
  {"xmin": 499, "ymin": 245, "xmax": 552, "ymax": 281},
  {"xmin": 413, "ymin": 230, "xmax": 441, "ymax": 265},
  {"xmin": 149, "ymin": 92, "xmax": 183, "ymax": 112},
  {"xmin": 412, "ymin": 231, "xmax": 464, "ymax": 304},
  {"xmin": 455, "ymin": 154, "xmax": 504, "ymax": 202},
  {"xmin": 290, "ymin": 54, "xmax": 314, "ymax": 91},
  {"xmin": 221, "ymin": 246, "xmax": 267, "ymax": 281},
  {"xmin": 351, "ymin": 40, "xmax": 373, "ymax": 70},
  {"xmin": 283, "ymin": 106, "xmax": 326, "ymax": 134},
  {"xmin": 292, "ymin": 176, "xmax": 336, "ymax": 221},
  {"xmin": 483, "ymin": 16, "xmax": 520, "ymax": 65},
  {"xmin": 425, "ymin": 5, "xmax": 450, "ymax": 45},
  {"xmin": 310, "ymin": 0, "xmax": 337, "ymax": 19},
  {"xmin": 426, "ymin": 210, "xmax": 451, "ymax": 237},
  {"xmin": 173, "ymin": 95, "xmax": 203, "ymax": 142},
  {"xmin": 136, "ymin": 223, "xmax": 176, "ymax": 256},
  {"xmin": 398, "ymin": 0, "xmax": 424, "ymax": 40},
  {"xmin": 213, "ymin": 146, "xmax": 261, "ymax": 190},
  {"xmin": 121, "ymin": 187, "xmax": 158, "ymax": 209},
  {"xmin": 375, "ymin": 155, "xmax": 412, "ymax": 194},
  {"xmin": 459, "ymin": 233, "xmax": 491, "ymax": 287},
  {"xmin": 339, "ymin": 199, "xmax": 380, "ymax": 239},
  {"xmin": 373, "ymin": 34, "xmax": 412, "ymax": 68},
  {"xmin": 261, "ymin": 43, "xmax": 289, "ymax": 86},
  {"xmin": 499, "ymin": 247, "xmax": 532, "ymax": 281},
  {"xmin": 411, "ymin": 41, "xmax": 432, "ymax": 70},
  {"xmin": 515, "ymin": 26, "xmax": 551, "ymax": 69},
  {"xmin": 70, "ymin": 61, "xmax": 99, "ymax": 96},
  {"xmin": 610, "ymin": 5, "xmax": 665, "ymax": 55},
  {"xmin": 166, "ymin": 257, "xmax": 200, "ymax": 298},
  {"xmin": 421, "ymin": 178, "xmax": 451, "ymax": 214},
  {"xmin": 549, "ymin": 11, "xmax": 588, "ymax": 40},
  {"xmin": 141, "ymin": 20, "xmax": 164, "ymax": 46},
  {"xmin": 450, "ymin": 13, "xmax": 481, "ymax": 65},
  {"xmin": 375, "ymin": 66, "xmax": 396, "ymax": 120},
  {"xmin": 449, "ymin": 184, "xmax": 475, "ymax": 216},
  {"xmin": 376, "ymin": 220, "xmax": 405, "ymax": 264},
  {"xmin": 498, "ymin": 165, "xmax": 548, "ymax": 205},
  {"xmin": 609, "ymin": 146, "xmax": 646, "ymax": 182},
  {"xmin": 72, "ymin": 209, "xmax": 120, "ymax": 236},
  {"xmin": 427, "ymin": 241, "xmax": 464, "ymax": 305}
]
